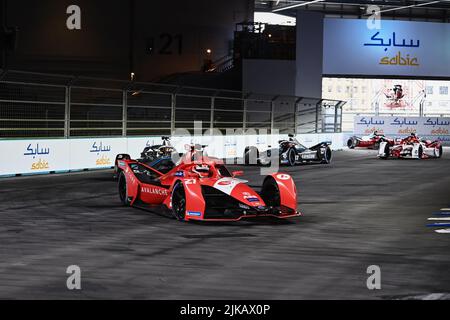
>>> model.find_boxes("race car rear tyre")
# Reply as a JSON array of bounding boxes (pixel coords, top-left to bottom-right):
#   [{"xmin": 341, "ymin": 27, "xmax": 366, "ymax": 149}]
[
  {"xmin": 171, "ymin": 182, "xmax": 186, "ymax": 221},
  {"xmin": 418, "ymin": 145, "xmax": 423, "ymax": 159},
  {"xmin": 244, "ymin": 147, "xmax": 258, "ymax": 165},
  {"xmin": 287, "ymin": 148, "xmax": 296, "ymax": 166},
  {"xmin": 118, "ymin": 171, "xmax": 131, "ymax": 206},
  {"xmin": 380, "ymin": 143, "xmax": 390, "ymax": 159},
  {"xmin": 321, "ymin": 147, "xmax": 332, "ymax": 164},
  {"xmin": 260, "ymin": 177, "xmax": 281, "ymax": 208},
  {"xmin": 347, "ymin": 137, "xmax": 356, "ymax": 149}
]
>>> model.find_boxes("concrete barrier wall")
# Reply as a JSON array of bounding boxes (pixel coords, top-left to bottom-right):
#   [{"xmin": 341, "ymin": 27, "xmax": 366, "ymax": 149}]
[{"xmin": 0, "ymin": 133, "xmax": 344, "ymax": 177}]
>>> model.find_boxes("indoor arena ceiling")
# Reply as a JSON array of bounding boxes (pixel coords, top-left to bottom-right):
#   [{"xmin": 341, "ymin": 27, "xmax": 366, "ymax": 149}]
[{"xmin": 255, "ymin": 0, "xmax": 450, "ymax": 21}]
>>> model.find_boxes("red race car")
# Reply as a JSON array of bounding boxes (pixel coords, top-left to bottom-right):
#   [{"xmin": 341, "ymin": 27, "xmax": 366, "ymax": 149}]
[
  {"xmin": 116, "ymin": 145, "xmax": 300, "ymax": 221},
  {"xmin": 378, "ymin": 133, "xmax": 443, "ymax": 159},
  {"xmin": 347, "ymin": 131, "xmax": 394, "ymax": 149}
]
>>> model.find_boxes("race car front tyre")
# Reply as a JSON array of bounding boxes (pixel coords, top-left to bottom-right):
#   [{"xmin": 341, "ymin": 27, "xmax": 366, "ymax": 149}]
[
  {"xmin": 118, "ymin": 171, "xmax": 131, "ymax": 206},
  {"xmin": 287, "ymin": 148, "xmax": 296, "ymax": 166},
  {"xmin": 260, "ymin": 176, "xmax": 281, "ymax": 208},
  {"xmin": 171, "ymin": 182, "xmax": 186, "ymax": 221},
  {"xmin": 320, "ymin": 147, "xmax": 332, "ymax": 164},
  {"xmin": 418, "ymin": 145, "xmax": 423, "ymax": 159},
  {"xmin": 373, "ymin": 138, "xmax": 384, "ymax": 150},
  {"xmin": 244, "ymin": 147, "xmax": 259, "ymax": 165},
  {"xmin": 113, "ymin": 167, "xmax": 121, "ymax": 180},
  {"xmin": 437, "ymin": 145, "xmax": 443, "ymax": 158}
]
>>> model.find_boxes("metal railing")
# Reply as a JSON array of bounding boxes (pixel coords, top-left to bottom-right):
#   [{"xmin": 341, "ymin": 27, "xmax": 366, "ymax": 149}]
[{"xmin": 0, "ymin": 70, "xmax": 345, "ymax": 138}]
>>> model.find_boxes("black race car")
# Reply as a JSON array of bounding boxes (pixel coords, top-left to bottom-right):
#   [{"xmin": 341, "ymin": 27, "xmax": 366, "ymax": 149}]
[
  {"xmin": 113, "ymin": 136, "xmax": 176, "ymax": 178},
  {"xmin": 244, "ymin": 134, "xmax": 332, "ymax": 166}
]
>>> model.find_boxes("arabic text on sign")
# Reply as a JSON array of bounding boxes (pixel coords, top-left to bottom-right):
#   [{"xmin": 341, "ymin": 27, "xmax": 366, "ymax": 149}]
[
  {"xmin": 90, "ymin": 142, "xmax": 111, "ymax": 153},
  {"xmin": 24, "ymin": 143, "xmax": 50, "ymax": 158},
  {"xmin": 364, "ymin": 32, "xmax": 420, "ymax": 51}
]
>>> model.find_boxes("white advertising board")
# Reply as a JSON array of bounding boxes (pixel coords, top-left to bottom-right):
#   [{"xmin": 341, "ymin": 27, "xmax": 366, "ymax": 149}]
[
  {"xmin": 0, "ymin": 139, "xmax": 70, "ymax": 176},
  {"xmin": 69, "ymin": 138, "xmax": 128, "ymax": 170}
]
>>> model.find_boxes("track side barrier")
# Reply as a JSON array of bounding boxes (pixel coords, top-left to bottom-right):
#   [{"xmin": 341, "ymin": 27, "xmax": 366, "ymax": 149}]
[{"xmin": 0, "ymin": 133, "xmax": 344, "ymax": 177}]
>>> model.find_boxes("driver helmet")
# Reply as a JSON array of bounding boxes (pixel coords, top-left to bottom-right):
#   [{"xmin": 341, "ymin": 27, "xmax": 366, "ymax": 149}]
[{"xmin": 193, "ymin": 164, "xmax": 210, "ymax": 177}]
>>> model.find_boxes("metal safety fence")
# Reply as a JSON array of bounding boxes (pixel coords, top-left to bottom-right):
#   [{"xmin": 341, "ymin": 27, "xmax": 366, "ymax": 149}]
[{"xmin": 0, "ymin": 70, "xmax": 345, "ymax": 138}]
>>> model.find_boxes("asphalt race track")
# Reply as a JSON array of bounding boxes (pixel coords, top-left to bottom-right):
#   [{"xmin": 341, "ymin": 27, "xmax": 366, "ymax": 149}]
[{"xmin": 1, "ymin": 149, "xmax": 450, "ymax": 299}]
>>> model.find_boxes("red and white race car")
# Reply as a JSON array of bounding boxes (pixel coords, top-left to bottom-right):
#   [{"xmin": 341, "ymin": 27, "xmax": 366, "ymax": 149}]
[
  {"xmin": 378, "ymin": 134, "xmax": 443, "ymax": 159},
  {"xmin": 347, "ymin": 131, "xmax": 394, "ymax": 149},
  {"xmin": 116, "ymin": 145, "xmax": 300, "ymax": 221}
]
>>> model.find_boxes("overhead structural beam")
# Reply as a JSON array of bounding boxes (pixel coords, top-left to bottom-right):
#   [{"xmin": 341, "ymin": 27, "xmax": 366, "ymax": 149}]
[
  {"xmin": 364, "ymin": 0, "xmax": 442, "ymax": 15},
  {"xmin": 272, "ymin": 0, "xmax": 324, "ymax": 13}
]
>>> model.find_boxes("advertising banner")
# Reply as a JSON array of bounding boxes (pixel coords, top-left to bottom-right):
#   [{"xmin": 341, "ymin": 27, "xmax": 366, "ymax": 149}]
[
  {"xmin": 323, "ymin": 18, "xmax": 450, "ymax": 77},
  {"xmin": 0, "ymin": 139, "xmax": 70, "ymax": 176},
  {"xmin": 69, "ymin": 138, "xmax": 127, "ymax": 170},
  {"xmin": 353, "ymin": 116, "xmax": 450, "ymax": 144}
]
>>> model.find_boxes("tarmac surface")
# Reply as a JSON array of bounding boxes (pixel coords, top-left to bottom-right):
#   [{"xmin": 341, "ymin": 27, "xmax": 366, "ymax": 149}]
[{"xmin": 1, "ymin": 149, "xmax": 449, "ymax": 299}]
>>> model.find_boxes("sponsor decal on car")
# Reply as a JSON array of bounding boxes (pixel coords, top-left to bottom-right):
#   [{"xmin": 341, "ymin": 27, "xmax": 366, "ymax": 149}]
[
  {"xmin": 142, "ymin": 187, "xmax": 168, "ymax": 196},
  {"xmin": 243, "ymin": 194, "xmax": 261, "ymax": 205},
  {"xmin": 187, "ymin": 211, "xmax": 202, "ymax": 216},
  {"xmin": 276, "ymin": 174, "xmax": 290, "ymax": 180},
  {"xmin": 174, "ymin": 171, "xmax": 184, "ymax": 177},
  {"xmin": 302, "ymin": 154, "xmax": 316, "ymax": 160},
  {"xmin": 213, "ymin": 178, "xmax": 247, "ymax": 195}
]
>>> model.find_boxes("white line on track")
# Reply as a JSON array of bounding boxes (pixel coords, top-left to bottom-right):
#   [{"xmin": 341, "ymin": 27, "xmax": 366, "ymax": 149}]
[
  {"xmin": 428, "ymin": 217, "xmax": 450, "ymax": 221},
  {"xmin": 440, "ymin": 208, "xmax": 450, "ymax": 211}
]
